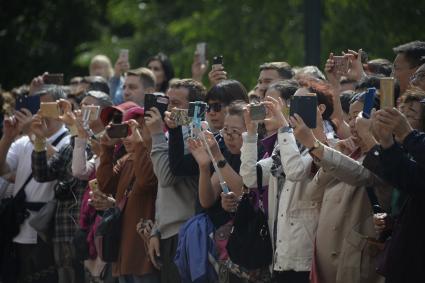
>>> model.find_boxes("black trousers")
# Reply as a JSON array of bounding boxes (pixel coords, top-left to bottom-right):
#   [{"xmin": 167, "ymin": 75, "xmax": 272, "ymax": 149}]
[
  {"xmin": 273, "ymin": 270, "xmax": 310, "ymax": 283},
  {"xmin": 8, "ymin": 239, "xmax": 58, "ymax": 283},
  {"xmin": 159, "ymin": 235, "xmax": 181, "ymax": 283}
]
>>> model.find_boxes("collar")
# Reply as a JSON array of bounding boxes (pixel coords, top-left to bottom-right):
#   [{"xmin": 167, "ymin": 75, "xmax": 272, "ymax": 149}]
[
  {"xmin": 47, "ymin": 125, "xmax": 68, "ymax": 144},
  {"xmin": 261, "ymin": 132, "xmax": 278, "ymax": 157}
]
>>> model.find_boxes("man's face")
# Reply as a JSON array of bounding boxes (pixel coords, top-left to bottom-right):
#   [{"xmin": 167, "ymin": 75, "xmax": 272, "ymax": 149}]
[
  {"xmin": 123, "ymin": 75, "xmax": 145, "ymax": 106},
  {"xmin": 166, "ymin": 87, "xmax": 189, "ymax": 109},
  {"xmin": 393, "ymin": 53, "xmax": 418, "ymax": 94},
  {"xmin": 257, "ymin": 69, "xmax": 280, "ymax": 93}
]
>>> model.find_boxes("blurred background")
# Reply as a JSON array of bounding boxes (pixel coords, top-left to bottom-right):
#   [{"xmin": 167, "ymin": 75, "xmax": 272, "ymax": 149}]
[{"xmin": 1, "ymin": 0, "xmax": 424, "ymax": 90}]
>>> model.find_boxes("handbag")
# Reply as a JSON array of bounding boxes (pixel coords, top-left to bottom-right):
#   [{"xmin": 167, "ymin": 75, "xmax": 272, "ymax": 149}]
[
  {"xmin": 95, "ymin": 178, "xmax": 135, "ymax": 262},
  {"xmin": 226, "ymin": 164, "xmax": 273, "ymax": 270},
  {"xmin": 29, "ymin": 199, "xmax": 57, "ymax": 242}
]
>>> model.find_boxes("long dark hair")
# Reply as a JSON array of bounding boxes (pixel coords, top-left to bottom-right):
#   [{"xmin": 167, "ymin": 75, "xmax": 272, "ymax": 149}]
[{"xmin": 146, "ymin": 52, "xmax": 175, "ymax": 93}]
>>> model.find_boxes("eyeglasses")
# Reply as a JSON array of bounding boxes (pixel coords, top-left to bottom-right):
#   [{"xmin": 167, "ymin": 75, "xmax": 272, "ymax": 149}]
[
  {"xmin": 219, "ymin": 127, "xmax": 242, "ymax": 140},
  {"xmin": 207, "ymin": 103, "xmax": 223, "ymax": 113}
]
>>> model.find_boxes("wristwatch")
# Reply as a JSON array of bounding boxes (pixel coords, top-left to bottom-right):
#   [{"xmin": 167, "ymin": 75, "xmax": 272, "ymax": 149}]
[
  {"xmin": 217, "ymin": 159, "xmax": 227, "ymax": 168},
  {"xmin": 308, "ymin": 140, "xmax": 322, "ymax": 153}
]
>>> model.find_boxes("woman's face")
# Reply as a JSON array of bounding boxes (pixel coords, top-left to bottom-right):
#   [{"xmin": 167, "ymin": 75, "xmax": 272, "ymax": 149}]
[
  {"xmin": 398, "ymin": 100, "xmax": 424, "ymax": 131},
  {"xmin": 206, "ymin": 100, "xmax": 226, "ymax": 133},
  {"xmin": 148, "ymin": 60, "xmax": 165, "ymax": 88},
  {"xmin": 221, "ymin": 114, "xmax": 246, "ymax": 154},
  {"xmin": 264, "ymin": 88, "xmax": 289, "ymax": 134},
  {"xmin": 90, "ymin": 62, "xmax": 110, "ymax": 80}
]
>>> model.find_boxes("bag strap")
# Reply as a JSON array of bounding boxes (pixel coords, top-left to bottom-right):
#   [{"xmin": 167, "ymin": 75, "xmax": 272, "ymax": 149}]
[
  {"xmin": 118, "ymin": 177, "xmax": 136, "ymax": 210},
  {"xmin": 15, "ymin": 130, "xmax": 69, "ymax": 199},
  {"xmin": 257, "ymin": 164, "xmax": 266, "ymax": 212},
  {"xmin": 366, "ymin": 187, "xmax": 383, "ymax": 214}
]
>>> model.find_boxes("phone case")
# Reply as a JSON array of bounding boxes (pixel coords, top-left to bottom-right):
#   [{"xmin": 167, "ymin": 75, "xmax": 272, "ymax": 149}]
[
  {"xmin": 333, "ymin": 56, "xmax": 349, "ymax": 75},
  {"xmin": 362, "ymin": 88, "xmax": 376, "ymax": 119},
  {"xmin": 107, "ymin": 124, "xmax": 129, "ymax": 139},
  {"xmin": 43, "ymin": 74, "xmax": 64, "ymax": 85},
  {"xmin": 380, "ymin": 78, "xmax": 395, "ymax": 108},
  {"xmin": 40, "ymin": 102, "xmax": 61, "ymax": 118},
  {"xmin": 290, "ymin": 95, "xmax": 318, "ymax": 128},
  {"xmin": 89, "ymin": 179, "xmax": 98, "ymax": 191},
  {"xmin": 196, "ymin": 43, "xmax": 207, "ymax": 64},
  {"xmin": 15, "ymin": 95, "xmax": 41, "ymax": 115},
  {"xmin": 212, "ymin": 55, "xmax": 223, "ymax": 70},
  {"xmin": 171, "ymin": 109, "xmax": 191, "ymax": 126},
  {"xmin": 119, "ymin": 49, "xmax": 129, "ymax": 61},
  {"xmin": 188, "ymin": 102, "xmax": 207, "ymax": 120}
]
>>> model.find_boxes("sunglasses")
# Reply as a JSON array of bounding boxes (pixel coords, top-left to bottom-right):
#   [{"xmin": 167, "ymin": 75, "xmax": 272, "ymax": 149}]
[{"xmin": 207, "ymin": 103, "xmax": 223, "ymax": 113}]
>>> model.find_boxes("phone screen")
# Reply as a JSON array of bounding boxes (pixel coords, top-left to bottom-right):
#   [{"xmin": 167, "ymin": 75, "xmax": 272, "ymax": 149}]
[
  {"xmin": 106, "ymin": 124, "xmax": 129, "ymax": 139},
  {"xmin": 290, "ymin": 95, "xmax": 318, "ymax": 128}
]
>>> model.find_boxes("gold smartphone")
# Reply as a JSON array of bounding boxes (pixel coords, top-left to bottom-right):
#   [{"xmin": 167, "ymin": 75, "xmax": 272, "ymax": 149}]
[
  {"xmin": 40, "ymin": 102, "xmax": 61, "ymax": 118},
  {"xmin": 88, "ymin": 179, "xmax": 99, "ymax": 191},
  {"xmin": 380, "ymin": 77, "xmax": 395, "ymax": 108}
]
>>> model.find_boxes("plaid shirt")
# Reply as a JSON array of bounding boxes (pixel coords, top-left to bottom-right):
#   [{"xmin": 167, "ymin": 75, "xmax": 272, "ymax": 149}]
[{"xmin": 31, "ymin": 137, "xmax": 89, "ymax": 243}]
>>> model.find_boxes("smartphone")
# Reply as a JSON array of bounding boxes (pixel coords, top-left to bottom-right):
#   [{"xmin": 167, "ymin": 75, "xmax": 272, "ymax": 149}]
[
  {"xmin": 106, "ymin": 123, "xmax": 129, "ymax": 139},
  {"xmin": 88, "ymin": 179, "xmax": 99, "ymax": 191},
  {"xmin": 154, "ymin": 255, "xmax": 163, "ymax": 267},
  {"xmin": 196, "ymin": 42, "xmax": 207, "ymax": 65},
  {"xmin": 249, "ymin": 103, "xmax": 266, "ymax": 121},
  {"xmin": 170, "ymin": 108, "xmax": 191, "ymax": 126},
  {"xmin": 362, "ymin": 88, "xmax": 376, "ymax": 119},
  {"xmin": 380, "ymin": 77, "xmax": 395, "ymax": 108},
  {"xmin": 188, "ymin": 101, "xmax": 207, "ymax": 120},
  {"xmin": 144, "ymin": 93, "xmax": 169, "ymax": 118},
  {"xmin": 82, "ymin": 105, "xmax": 100, "ymax": 121},
  {"xmin": 15, "ymin": 95, "xmax": 41, "ymax": 115},
  {"xmin": 290, "ymin": 94, "xmax": 318, "ymax": 128},
  {"xmin": 333, "ymin": 56, "xmax": 349, "ymax": 75},
  {"xmin": 212, "ymin": 55, "xmax": 223, "ymax": 71},
  {"xmin": 43, "ymin": 73, "xmax": 64, "ymax": 85},
  {"xmin": 40, "ymin": 102, "xmax": 61, "ymax": 118},
  {"xmin": 119, "ymin": 49, "xmax": 129, "ymax": 62}
]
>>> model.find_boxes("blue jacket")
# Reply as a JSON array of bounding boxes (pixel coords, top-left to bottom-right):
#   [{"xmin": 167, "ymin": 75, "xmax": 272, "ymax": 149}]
[{"xmin": 174, "ymin": 213, "xmax": 217, "ymax": 283}]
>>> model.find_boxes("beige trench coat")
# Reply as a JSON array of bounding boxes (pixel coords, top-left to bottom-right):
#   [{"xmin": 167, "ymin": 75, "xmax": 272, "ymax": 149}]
[{"xmin": 313, "ymin": 147, "xmax": 392, "ymax": 283}]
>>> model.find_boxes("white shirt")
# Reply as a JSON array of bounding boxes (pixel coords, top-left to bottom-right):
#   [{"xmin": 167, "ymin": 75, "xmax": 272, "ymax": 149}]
[{"xmin": 8, "ymin": 127, "xmax": 70, "ymax": 244}]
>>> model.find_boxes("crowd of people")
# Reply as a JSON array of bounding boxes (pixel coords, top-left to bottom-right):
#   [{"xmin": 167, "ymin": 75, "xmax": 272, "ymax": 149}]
[{"xmin": 0, "ymin": 39, "xmax": 425, "ymax": 283}]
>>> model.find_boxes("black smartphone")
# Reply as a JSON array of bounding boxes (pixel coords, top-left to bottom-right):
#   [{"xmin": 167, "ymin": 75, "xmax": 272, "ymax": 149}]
[
  {"xmin": 154, "ymin": 255, "xmax": 163, "ymax": 267},
  {"xmin": 188, "ymin": 101, "xmax": 207, "ymax": 120},
  {"xmin": 362, "ymin": 88, "xmax": 376, "ymax": 119},
  {"xmin": 290, "ymin": 95, "xmax": 318, "ymax": 128},
  {"xmin": 212, "ymin": 55, "xmax": 223, "ymax": 71},
  {"xmin": 43, "ymin": 73, "xmax": 64, "ymax": 85},
  {"xmin": 106, "ymin": 123, "xmax": 129, "ymax": 139},
  {"xmin": 15, "ymin": 95, "xmax": 41, "ymax": 115},
  {"xmin": 144, "ymin": 93, "xmax": 169, "ymax": 118},
  {"xmin": 249, "ymin": 103, "xmax": 266, "ymax": 121}
]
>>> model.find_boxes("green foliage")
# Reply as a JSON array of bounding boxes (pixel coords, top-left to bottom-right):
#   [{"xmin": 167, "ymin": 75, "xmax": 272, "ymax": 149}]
[{"xmin": 1, "ymin": 0, "xmax": 424, "ymax": 91}]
